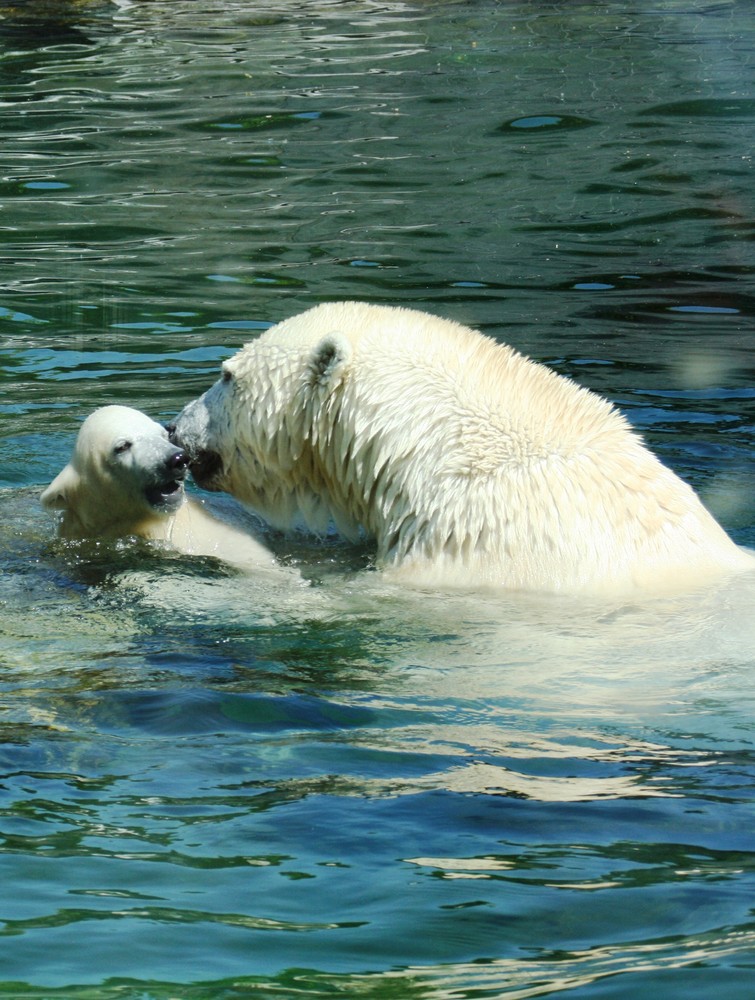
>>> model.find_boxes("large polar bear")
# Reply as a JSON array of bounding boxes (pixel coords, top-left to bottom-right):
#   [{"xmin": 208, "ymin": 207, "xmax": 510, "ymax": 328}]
[
  {"xmin": 41, "ymin": 405, "xmax": 282, "ymax": 572},
  {"xmin": 170, "ymin": 302, "xmax": 755, "ymax": 594}
]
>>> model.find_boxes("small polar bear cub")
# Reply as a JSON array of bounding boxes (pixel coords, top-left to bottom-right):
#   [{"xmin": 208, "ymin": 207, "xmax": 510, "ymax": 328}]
[
  {"xmin": 41, "ymin": 405, "xmax": 281, "ymax": 572},
  {"xmin": 170, "ymin": 301, "xmax": 755, "ymax": 596}
]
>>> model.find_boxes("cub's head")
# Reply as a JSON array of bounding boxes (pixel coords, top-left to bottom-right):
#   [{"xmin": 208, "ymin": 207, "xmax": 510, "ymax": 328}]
[{"xmin": 41, "ymin": 405, "xmax": 190, "ymax": 539}]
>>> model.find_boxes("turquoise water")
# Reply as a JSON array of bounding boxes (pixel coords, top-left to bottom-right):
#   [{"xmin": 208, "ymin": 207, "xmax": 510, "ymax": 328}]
[{"xmin": 2, "ymin": 1, "xmax": 755, "ymax": 997}]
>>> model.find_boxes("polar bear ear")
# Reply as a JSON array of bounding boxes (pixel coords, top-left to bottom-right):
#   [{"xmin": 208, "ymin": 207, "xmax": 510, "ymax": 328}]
[
  {"xmin": 308, "ymin": 334, "xmax": 351, "ymax": 389},
  {"xmin": 40, "ymin": 464, "xmax": 79, "ymax": 511}
]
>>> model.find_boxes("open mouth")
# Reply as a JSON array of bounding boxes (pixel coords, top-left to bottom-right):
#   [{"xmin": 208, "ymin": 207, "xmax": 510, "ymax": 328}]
[{"xmin": 145, "ymin": 475, "xmax": 185, "ymax": 509}]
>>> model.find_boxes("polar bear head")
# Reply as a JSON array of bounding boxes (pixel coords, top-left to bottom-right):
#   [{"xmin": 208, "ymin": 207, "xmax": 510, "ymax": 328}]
[
  {"xmin": 169, "ymin": 305, "xmax": 363, "ymax": 536},
  {"xmin": 42, "ymin": 405, "xmax": 190, "ymax": 539}
]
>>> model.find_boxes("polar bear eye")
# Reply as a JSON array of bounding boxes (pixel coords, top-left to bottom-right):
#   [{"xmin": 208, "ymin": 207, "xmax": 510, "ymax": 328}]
[
  {"xmin": 221, "ymin": 367, "xmax": 233, "ymax": 384},
  {"xmin": 113, "ymin": 439, "xmax": 133, "ymax": 455}
]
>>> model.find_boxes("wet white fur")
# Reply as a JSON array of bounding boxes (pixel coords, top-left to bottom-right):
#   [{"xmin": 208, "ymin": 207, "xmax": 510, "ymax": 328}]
[
  {"xmin": 42, "ymin": 405, "xmax": 281, "ymax": 571},
  {"xmin": 172, "ymin": 302, "xmax": 755, "ymax": 594}
]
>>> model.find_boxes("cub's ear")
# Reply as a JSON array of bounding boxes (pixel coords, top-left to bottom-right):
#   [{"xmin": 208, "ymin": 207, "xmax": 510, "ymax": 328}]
[
  {"xmin": 308, "ymin": 334, "xmax": 351, "ymax": 388},
  {"xmin": 40, "ymin": 464, "xmax": 79, "ymax": 511}
]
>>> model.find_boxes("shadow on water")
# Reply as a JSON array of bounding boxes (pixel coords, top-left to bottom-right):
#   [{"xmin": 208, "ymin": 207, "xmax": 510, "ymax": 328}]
[{"xmin": 0, "ymin": 0, "xmax": 115, "ymax": 47}]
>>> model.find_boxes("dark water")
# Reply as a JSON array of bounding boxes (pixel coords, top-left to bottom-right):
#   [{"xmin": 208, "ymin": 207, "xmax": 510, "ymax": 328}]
[{"xmin": 1, "ymin": 1, "xmax": 755, "ymax": 997}]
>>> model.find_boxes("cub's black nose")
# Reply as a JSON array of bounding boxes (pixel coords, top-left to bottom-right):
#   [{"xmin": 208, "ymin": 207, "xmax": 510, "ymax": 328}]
[{"xmin": 168, "ymin": 449, "xmax": 189, "ymax": 471}]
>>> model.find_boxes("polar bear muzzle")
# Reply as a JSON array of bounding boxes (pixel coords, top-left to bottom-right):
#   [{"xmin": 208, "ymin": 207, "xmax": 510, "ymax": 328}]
[
  {"xmin": 185, "ymin": 448, "xmax": 224, "ymax": 491},
  {"xmin": 144, "ymin": 449, "xmax": 190, "ymax": 509},
  {"xmin": 165, "ymin": 417, "xmax": 224, "ymax": 492}
]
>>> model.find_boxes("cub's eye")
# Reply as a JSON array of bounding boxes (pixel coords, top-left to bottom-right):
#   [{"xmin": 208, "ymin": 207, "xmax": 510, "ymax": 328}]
[
  {"xmin": 221, "ymin": 368, "xmax": 233, "ymax": 384},
  {"xmin": 113, "ymin": 439, "xmax": 132, "ymax": 455}
]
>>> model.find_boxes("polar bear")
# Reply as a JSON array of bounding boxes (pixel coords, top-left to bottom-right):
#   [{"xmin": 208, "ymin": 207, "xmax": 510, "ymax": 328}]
[
  {"xmin": 41, "ymin": 405, "xmax": 282, "ymax": 572},
  {"xmin": 169, "ymin": 301, "xmax": 755, "ymax": 594}
]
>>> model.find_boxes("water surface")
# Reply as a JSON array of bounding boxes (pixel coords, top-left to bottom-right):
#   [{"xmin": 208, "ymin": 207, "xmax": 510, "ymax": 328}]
[{"xmin": 1, "ymin": 1, "xmax": 754, "ymax": 997}]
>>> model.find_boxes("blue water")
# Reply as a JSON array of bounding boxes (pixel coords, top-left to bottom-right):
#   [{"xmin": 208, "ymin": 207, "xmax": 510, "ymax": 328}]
[{"xmin": 1, "ymin": 1, "xmax": 754, "ymax": 997}]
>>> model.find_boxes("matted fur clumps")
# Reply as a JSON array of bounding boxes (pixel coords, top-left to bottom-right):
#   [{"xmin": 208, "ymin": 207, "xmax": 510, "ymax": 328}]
[{"xmin": 171, "ymin": 301, "xmax": 755, "ymax": 594}]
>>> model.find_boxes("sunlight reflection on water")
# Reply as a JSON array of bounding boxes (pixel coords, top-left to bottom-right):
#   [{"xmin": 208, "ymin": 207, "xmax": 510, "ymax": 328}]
[{"xmin": 1, "ymin": 0, "xmax": 754, "ymax": 996}]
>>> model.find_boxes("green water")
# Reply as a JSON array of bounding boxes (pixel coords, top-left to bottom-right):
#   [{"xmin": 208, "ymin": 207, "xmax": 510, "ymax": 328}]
[{"xmin": 1, "ymin": 1, "xmax": 754, "ymax": 997}]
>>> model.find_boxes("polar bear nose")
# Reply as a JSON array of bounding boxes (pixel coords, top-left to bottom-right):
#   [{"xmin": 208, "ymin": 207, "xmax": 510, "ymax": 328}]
[{"xmin": 167, "ymin": 449, "xmax": 189, "ymax": 471}]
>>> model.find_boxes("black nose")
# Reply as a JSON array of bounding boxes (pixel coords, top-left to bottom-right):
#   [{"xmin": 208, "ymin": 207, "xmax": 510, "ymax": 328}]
[{"xmin": 168, "ymin": 449, "xmax": 189, "ymax": 471}]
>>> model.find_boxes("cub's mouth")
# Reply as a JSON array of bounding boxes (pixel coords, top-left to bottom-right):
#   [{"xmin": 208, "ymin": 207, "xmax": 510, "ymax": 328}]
[
  {"xmin": 145, "ymin": 451, "xmax": 189, "ymax": 509},
  {"xmin": 145, "ymin": 476, "xmax": 185, "ymax": 509}
]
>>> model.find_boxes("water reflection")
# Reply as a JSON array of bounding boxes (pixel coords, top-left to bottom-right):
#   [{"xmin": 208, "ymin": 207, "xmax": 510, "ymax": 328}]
[{"xmin": 1, "ymin": 0, "xmax": 755, "ymax": 995}]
